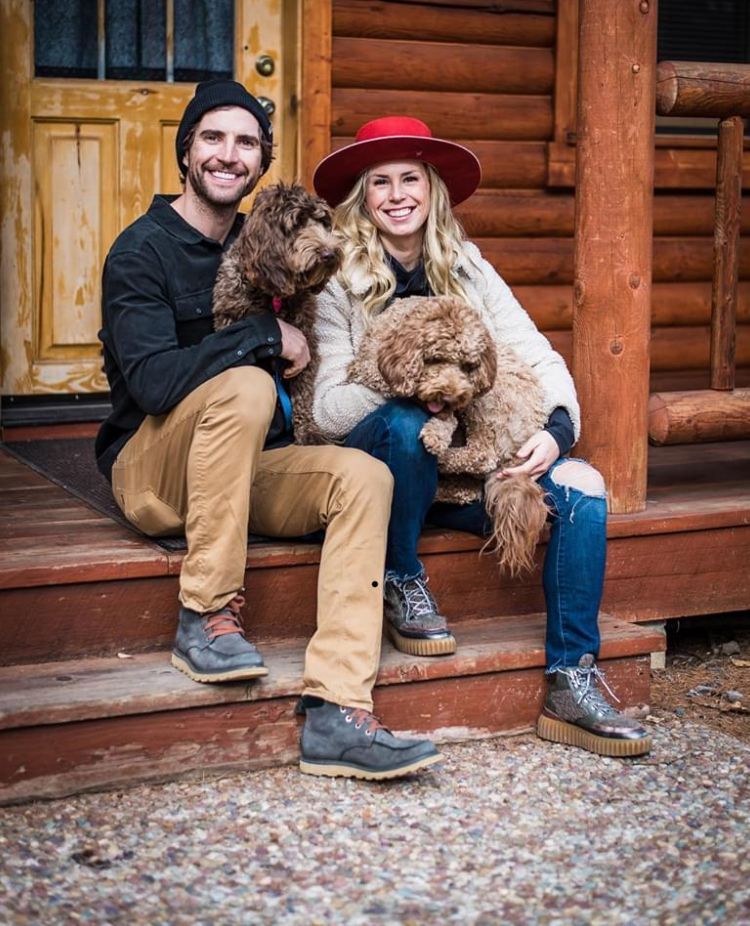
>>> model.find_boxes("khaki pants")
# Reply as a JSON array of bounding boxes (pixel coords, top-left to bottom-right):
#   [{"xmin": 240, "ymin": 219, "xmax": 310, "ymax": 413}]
[{"xmin": 111, "ymin": 366, "xmax": 393, "ymax": 710}]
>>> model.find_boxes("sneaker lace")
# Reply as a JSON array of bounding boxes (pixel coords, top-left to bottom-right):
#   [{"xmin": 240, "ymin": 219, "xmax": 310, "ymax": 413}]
[
  {"xmin": 401, "ymin": 576, "xmax": 438, "ymax": 620},
  {"xmin": 340, "ymin": 705, "xmax": 386, "ymax": 736},
  {"xmin": 203, "ymin": 594, "xmax": 247, "ymax": 641},
  {"xmin": 569, "ymin": 663, "xmax": 620, "ymax": 714}
]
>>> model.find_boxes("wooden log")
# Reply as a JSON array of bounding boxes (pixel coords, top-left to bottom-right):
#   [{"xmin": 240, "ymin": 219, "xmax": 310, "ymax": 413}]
[
  {"xmin": 332, "ymin": 137, "xmax": 549, "ymax": 188},
  {"xmin": 386, "ymin": 0, "xmax": 554, "ymax": 9},
  {"xmin": 456, "ymin": 191, "xmax": 750, "ymax": 239},
  {"xmin": 513, "ymin": 281, "xmax": 750, "ymax": 330},
  {"xmin": 476, "ymin": 237, "xmax": 750, "ymax": 286},
  {"xmin": 333, "ymin": 0, "xmax": 555, "ymax": 46},
  {"xmin": 299, "ymin": 0, "xmax": 333, "ymax": 188},
  {"xmin": 332, "ymin": 37, "xmax": 552, "ymax": 94},
  {"xmin": 331, "ymin": 88, "xmax": 553, "ymax": 140},
  {"xmin": 549, "ymin": 142, "xmax": 750, "ymax": 191},
  {"xmin": 656, "ymin": 61, "xmax": 750, "ymax": 119},
  {"xmin": 711, "ymin": 115, "xmax": 744, "ymax": 390},
  {"xmin": 572, "ymin": 0, "xmax": 657, "ymax": 512},
  {"xmin": 548, "ymin": 326, "xmax": 750, "ymax": 372},
  {"xmin": 648, "ymin": 388, "xmax": 750, "ymax": 445}
]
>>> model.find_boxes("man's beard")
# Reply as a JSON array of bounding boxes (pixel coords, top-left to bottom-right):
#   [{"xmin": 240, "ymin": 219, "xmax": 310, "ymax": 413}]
[{"xmin": 187, "ymin": 161, "xmax": 258, "ymax": 210}]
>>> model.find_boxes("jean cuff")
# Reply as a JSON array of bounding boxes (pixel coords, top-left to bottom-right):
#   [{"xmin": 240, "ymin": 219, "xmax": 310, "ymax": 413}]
[{"xmin": 385, "ymin": 565, "xmax": 425, "ymax": 584}]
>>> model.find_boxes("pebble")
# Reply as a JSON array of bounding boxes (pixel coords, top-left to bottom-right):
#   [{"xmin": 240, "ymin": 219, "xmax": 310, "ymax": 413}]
[
  {"xmin": 688, "ymin": 684, "xmax": 719, "ymax": 697},
  {"xmin": 724, "ymin": 690, "xmax": 744, "ymax": 703},
  {"xmin": 0, "ymin": 722, "xmax": 748, "ymax": 926},
  {"xmin": 720, "ymin": 641, "xmax": 741, "ymax": 657}
]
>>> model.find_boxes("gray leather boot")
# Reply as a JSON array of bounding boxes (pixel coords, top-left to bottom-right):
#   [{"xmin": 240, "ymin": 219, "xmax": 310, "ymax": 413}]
[
  {"xmin": 171, "ymin": 594, "xmax": 268, "ymax": 683},
  {"xmin": 299, "ymin": 697, "xmax": 441, "ymax": 780},
  {"xmin": 537, "ymin": 654, "xmax": 651, "ymax": 757},
  {"xmin": 384, "ymin": 574, "xmax": 456, "ymax": 657}
]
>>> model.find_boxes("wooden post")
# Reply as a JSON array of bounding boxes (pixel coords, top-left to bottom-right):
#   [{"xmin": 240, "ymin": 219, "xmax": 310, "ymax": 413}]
[
  {"xmin": 298, "ymin": 0, "xmax": 332, "ymax": 189},
  {"xmin": 711, "ymin": 115, "xmax": 744, "ymax": 391},
  {"xmin": 572, "ymin": 0, "xmax": 657, "ymax": 513}
]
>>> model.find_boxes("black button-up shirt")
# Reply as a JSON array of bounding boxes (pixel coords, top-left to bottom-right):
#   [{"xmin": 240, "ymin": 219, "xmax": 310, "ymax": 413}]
[{"xmin": 95, "ymin": 195, "xmax": 287, "ymax": 479}]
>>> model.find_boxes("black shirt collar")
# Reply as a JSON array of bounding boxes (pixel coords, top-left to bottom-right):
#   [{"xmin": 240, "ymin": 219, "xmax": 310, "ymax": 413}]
[
  {"xmin": 385, "ymin": 252, "xmax": 431, "ymax": 302},
  {"xmin": 147, "ymin": 195, "xmax": 245, "ymax": 249}
]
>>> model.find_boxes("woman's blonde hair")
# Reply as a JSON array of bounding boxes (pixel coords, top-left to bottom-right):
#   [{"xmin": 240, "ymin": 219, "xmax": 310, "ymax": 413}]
[{"xmin": 333, "ymin": 162, "xmax": 470, "ymax": 320}]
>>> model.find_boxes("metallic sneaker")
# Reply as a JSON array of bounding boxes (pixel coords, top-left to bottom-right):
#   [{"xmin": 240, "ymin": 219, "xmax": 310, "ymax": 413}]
[
  {"xmin": 299, "ymin": 697, "xmax": 441, "ymax": 780},
  {"xmin": 171, "ymin": 593, "xmax": 269, "ymax": 683},
  {"xmin": 384, "ymin": 574, "xmax": 457, "ymax": 657},
  {"xmin": 537, "ymin": 654, "xmax": 651, "ymax": 757}
]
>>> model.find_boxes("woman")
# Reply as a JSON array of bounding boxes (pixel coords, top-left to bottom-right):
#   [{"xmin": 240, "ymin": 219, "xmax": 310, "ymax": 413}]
[{"xmin": 310, "ymin": 116, "xmax": 649, "ymax": 757}]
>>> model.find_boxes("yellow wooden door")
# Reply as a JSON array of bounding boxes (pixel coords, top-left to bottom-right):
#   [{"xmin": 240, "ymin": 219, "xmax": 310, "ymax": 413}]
[{"xmin": 0, "ymin": 0, "xmax": 297, "ymax": 398}]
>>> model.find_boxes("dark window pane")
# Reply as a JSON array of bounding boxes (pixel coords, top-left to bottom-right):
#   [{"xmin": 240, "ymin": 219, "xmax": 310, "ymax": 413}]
[
  {"xmin": 174, "ymin": 0, "xmax": 234, "ymax": 83},
  {"xmin": 658, "ymin": 0, "xmax": 750, "ymax": 63},
  {"xmin": 35, "ymin": 0, "xmax": 98, "ymax": 78},
  {"xmin": 106, "ymin": 0, "xmax": 166, "ymax": 81}
]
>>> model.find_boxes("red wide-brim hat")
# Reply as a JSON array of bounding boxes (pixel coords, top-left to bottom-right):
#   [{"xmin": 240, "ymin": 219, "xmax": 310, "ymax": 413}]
[{"xmin": 313, "ymin": 116, "xmax": 482, "ymax": 208}]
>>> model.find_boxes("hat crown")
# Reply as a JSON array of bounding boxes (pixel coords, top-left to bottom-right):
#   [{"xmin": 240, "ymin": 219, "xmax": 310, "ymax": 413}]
[{"xmin": 355, "ymin": 116, "xmax": 433, "ymax": 144}]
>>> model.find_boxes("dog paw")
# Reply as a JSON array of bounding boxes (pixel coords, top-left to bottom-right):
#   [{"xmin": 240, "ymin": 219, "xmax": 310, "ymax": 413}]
[{"xmin": 420, "ymin": 416, "xmax": 455, "ymax": 454}]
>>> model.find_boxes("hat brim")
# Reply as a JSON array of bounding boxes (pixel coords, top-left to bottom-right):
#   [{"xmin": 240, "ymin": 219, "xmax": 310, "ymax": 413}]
[{"xmin": 313, "ymin": 136, "xmax": 481, "ymax": 208}]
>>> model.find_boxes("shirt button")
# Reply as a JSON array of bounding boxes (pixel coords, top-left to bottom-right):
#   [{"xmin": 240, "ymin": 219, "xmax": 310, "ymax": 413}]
[
  {"xmin": 196, "ymin": 307, "xmax": 203, "ymax": 315},
  {"xmin": 236, "ymin": 349, "xmax": 243, "ymax": 357},
  {"xmin": 266, "ymin": 336, "xmax": 275, "ymax": 343}
]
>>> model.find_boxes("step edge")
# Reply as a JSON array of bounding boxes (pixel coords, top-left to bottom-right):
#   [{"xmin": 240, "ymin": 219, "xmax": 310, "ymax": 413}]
[{"xmin": 0, "ymin": 618, "xmax": 658, "ymax": 731}]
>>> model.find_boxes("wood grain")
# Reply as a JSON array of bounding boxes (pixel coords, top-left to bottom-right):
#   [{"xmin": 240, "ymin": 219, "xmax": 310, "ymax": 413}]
[{"xmin": 333, "ymin": 0, "xmax": 555, "ymax": 46}]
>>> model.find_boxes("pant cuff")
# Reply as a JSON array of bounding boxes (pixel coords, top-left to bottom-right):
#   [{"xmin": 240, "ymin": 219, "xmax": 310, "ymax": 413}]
[{"xmin": 301, "ymin": 685, "xmax": 373, "ymax": 712}]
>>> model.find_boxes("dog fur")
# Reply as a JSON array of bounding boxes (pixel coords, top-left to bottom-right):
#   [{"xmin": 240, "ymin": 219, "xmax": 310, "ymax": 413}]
[
  {"xmin": 212, "ymin": 181, "xmax": 342, "ymax": 444},
  {"xmin": 348, "ymin": 295, "xmax": 550, "ymax": 576}
]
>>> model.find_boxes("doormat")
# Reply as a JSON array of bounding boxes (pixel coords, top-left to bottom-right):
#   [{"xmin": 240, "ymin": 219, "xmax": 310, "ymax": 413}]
[{"xmin": 2, "ymin": 438, "xmax": 313, "ymax": 553}]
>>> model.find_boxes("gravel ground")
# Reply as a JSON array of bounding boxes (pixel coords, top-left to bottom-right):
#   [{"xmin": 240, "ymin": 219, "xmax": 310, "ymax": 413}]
[{"xmin": 1, "ymin": 720, "xmax": 748, "ymax": 926}]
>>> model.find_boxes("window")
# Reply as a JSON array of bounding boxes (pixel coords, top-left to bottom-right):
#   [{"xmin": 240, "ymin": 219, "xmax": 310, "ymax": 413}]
[{"xmin": 34, "ymin": 0, "xmax": 234, "ymax": 82}]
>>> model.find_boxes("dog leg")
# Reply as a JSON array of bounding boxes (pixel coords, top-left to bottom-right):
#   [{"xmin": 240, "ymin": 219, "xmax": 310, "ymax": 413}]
[{"xmin": 420, "ymin": 411, "xmax": 458, "ymax": 455}]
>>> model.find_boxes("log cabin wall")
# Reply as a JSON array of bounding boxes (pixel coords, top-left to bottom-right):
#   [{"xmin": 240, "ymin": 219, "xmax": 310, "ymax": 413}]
[{"xmin": 320, "ymin": 0, "xmax": 749, "ymax": 392}]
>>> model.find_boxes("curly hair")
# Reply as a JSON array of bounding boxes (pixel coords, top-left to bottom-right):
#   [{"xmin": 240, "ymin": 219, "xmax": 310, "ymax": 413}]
[{"xmin": 333, "ymin": 163, "xmax": 472, "ymax": 321}]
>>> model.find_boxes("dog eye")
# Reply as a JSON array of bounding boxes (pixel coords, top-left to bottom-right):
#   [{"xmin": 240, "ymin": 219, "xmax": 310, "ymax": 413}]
[{"xmin": 462, "ymin": 362, "xmax": 480, "ymax": 373}]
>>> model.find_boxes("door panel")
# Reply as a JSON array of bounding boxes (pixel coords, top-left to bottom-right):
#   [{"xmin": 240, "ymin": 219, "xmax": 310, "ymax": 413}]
[{"xmin": 1, "ymin": 0, "xmax": 296, "ymax": 397}]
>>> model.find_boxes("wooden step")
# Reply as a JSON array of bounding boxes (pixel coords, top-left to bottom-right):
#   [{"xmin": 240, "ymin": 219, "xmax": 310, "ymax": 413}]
[
  {"xmin": 0, "ymin": 614, "xmax": 661, "ymax": 805},
  {"xmin": 1, "ymin": 442, "xmax": 749, "ymax": 666}
]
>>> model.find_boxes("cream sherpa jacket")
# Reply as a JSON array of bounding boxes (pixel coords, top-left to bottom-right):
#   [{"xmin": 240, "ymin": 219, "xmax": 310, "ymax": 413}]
[{"xmin": 311, "ymin": 240, "xmax": 581, "ymax": 443}]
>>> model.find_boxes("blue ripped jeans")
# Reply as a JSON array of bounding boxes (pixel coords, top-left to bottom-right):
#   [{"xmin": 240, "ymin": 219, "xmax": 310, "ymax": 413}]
[{"xmin": 345, "ymin": 399, "xmax": 607, "ymax": 670}]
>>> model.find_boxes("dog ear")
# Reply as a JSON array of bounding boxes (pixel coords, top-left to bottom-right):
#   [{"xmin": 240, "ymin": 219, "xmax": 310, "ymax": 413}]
[
  {"xmin": 473, "ymin": 331, "xmax": 498, "ymax": 395},
  {"xmin": 376, "ymin": 323, "xmax": 426, "ymax": 395},
  {"xmin": 235, "ymin": 202, "xmax": 295, "ymax": 297}
]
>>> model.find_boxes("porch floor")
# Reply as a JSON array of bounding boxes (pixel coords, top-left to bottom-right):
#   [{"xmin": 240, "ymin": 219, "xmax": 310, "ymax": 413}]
[{"xmin": 0, "ymin": 439, "xmax": 746, "ymax": 802}]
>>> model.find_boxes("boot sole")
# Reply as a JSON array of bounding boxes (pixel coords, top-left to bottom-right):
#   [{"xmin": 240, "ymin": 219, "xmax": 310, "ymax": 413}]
[
  {"xmin": 536, "ymin": 713, "xmax": 652, "ymax": 757},
  {"xmin": 386, "ymin": 624, "xmax": 457, "ymax": 657},
  {"xmin": 171, "ymin": 652, "xmax": 269, "ymax": 683},
  {"xmin": 299, "ymin": 751, "xmax": 442, "ymax": 780}
]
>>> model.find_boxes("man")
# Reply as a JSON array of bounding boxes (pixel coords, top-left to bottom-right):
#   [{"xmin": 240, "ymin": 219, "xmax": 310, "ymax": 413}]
[{"xmin": 95, "ymin": 79, "xmax": 440, "ymax": 780}]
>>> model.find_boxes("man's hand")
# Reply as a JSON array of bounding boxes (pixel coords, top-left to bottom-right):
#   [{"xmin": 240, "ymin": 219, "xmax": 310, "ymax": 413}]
[
  {"xmin": 277, "ymin": 318, "xmax": 310, "ymax": 378},
  {"xmin": 498, "ymin": 429, "xmax": 560, "ymax": 480}
]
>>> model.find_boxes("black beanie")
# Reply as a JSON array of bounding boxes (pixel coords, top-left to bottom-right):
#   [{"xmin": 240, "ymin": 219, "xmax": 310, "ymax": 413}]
[{"xmin": 175, "ymin": 79, "xmax": 273, "ymax": 175}]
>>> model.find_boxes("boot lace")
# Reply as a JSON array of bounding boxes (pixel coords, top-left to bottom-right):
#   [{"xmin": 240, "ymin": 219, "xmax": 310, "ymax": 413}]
[
  {"xmin": 203, "ymin": 594, "xmax": 247, "ymax": 641},
  {"xmin": 566, "ymin": 662, "xmax": 621, "ymax": 716},
  {"xmin": 340, "ymin": 705, "xmax": 386, "ymax": 737},
  {"xmin": 400, "ymin": 576, "xmax": 439, "ymax": 621}
]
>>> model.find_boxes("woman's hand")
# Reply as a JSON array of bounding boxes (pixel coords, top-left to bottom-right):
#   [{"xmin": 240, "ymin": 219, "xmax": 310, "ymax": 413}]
[
  {"xmin": 498, "ymin": 430, "xmax": 559, "ymax": 481},
  {"xmin": 278, "ymin": 318, "xmax": 311, "ymax": 378}
]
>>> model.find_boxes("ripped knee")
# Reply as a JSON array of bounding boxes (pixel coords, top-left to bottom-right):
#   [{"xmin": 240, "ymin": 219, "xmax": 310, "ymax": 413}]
[{"xmin": 550, "ymin": 460, "xmax": 606, "ymax": 497}]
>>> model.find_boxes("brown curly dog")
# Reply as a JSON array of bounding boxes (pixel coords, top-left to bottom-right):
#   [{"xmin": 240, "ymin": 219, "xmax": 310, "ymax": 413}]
[
  {"xmin": 212, "ymin": 181, "xmax": 342, "ymax": 443},
  {"xmin": 348, "ymin": 295, "xmax": 550, "ymax": 576}
]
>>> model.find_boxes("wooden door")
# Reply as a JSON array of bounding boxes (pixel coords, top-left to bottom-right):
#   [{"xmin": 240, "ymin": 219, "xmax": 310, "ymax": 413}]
[{"xmin": 0, "ymin": 0, "xmax": 297, "ymax": 398}]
